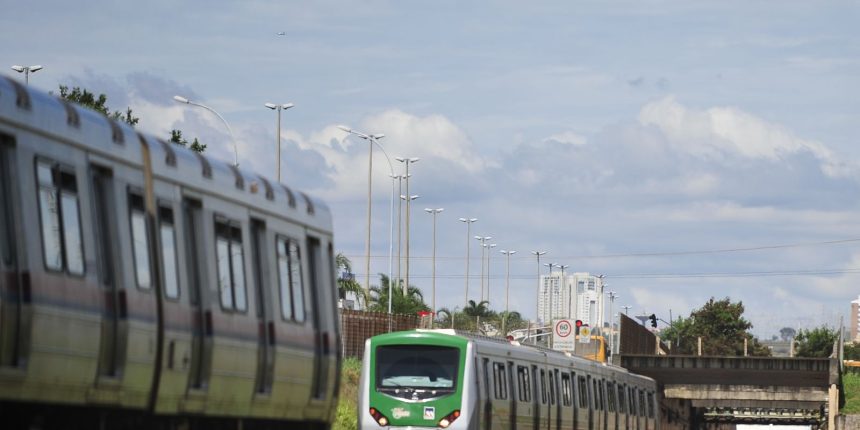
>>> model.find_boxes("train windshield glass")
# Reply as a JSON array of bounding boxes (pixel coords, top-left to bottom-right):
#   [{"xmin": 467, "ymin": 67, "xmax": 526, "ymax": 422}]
[{"xmin": 376, "ymin": 345, "xmax": 459, "ymax": 389}]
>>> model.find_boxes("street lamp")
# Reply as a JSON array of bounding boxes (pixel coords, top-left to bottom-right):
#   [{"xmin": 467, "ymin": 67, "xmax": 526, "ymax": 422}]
[
  {"xmin": 337, "ymin": 125, "xmax": 385, "ymax": 300},
  {"xmin": 459, "ymin": 218, "xmax": 478, "ymax": 305},
  {"xmin": 400, "ymin": 194, "xmax": 419, "ymax": 294},
  {"xmin": 174, "ymin": 95, "xmax": 239, "ymax": 166},
  {"xmin": 264, "ymin": 102, "xmax": 294, "ymax": 182},
  {"xmin": 484, "ymin": 243, "xmax": 497, "ymax": 303},
  {"xmin": 391, "ymin": 174, "xmax": 406, "ymax": 288},
  {"xmin": 500, "ymin": 249, "xmax": 516, "ymax": 336},
  {"xmin": 475, "ymin": 236, "xmax": 492, "ymax": 302},
  {"xmin": 396, "ymin": 157, "xmax": 419, "ymax": 292},
  {"xmin": 543, "ymin": 262, "xmax": 557, "ymax": 324},
  {"xmin": 607, "ymin": 291, "xmax": 619, "ymax": 358},
  {"xmin": 424, "ymin": 207, "xmax": 444, "ymax": 328},
  {"xmin": 10, "ymin": 65, "xmax": 42, "ymax": 85},
  {"xmin": 622, "ymin": 305, "xmax": 632, "ymax": 315},
  {"xmin": 556, "ymin": 264, "xmax": 569, "ymax": 318},
  {"xmin": 530, "ymin": 250, "xmax": 547, "ymax": 344}
]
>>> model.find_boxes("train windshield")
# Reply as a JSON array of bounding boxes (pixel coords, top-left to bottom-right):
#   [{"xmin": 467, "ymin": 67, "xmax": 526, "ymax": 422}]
[{"xmin": 376, "ymin": 345, "xmax": 459, "ymax": 390}]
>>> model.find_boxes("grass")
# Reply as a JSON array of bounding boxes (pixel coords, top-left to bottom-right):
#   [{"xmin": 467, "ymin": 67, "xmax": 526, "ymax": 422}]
[
  {"xmin": 843, "ymin": 371, "xmax": 860, "ymax": 414},
  {"xmin": 333, "ymin": 357, "xmax": 362, "ymax": 430}
]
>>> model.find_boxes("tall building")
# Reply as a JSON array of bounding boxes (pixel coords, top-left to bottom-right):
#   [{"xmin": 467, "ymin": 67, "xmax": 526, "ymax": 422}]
[
  {"xmin": 537, "ymin": 271, "xmax": 605, "ymax": 328},
  {"xmin": 852, "ymin": 295, "xmax": 860, "ymax": 342}
]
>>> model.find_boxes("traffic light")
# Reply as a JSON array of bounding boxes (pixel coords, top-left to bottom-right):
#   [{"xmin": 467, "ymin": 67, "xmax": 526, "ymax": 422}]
[
  {"xmin": 649, "ymin": 314, "xmax": 657, "ymax": 328},
  {"xmin": 575, "ymin": 319, "xmax": 583, "ymax": 335}
]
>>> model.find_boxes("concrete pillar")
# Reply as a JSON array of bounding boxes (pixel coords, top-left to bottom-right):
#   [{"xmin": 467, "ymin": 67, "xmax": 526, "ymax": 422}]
[
  {"xmin": 744, "ymin": 338, "xmax": 748, "ymax": 357},
  {"xmin": 698, "ymin": 337, "xmax": 702, "ymax": 356},
  {"xmin": 830, "ymin": 383, "xmax": 838, "ymax": 430}
]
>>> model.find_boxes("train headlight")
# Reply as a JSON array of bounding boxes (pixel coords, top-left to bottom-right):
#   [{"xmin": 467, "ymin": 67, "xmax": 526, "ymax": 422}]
[
  {"xmin": 438, "ymin": 410, "xmax": 460, "ymax": 428},
  {"xmin": 369, "ymin": 407, "xmax": 390, "ymax": 427}
]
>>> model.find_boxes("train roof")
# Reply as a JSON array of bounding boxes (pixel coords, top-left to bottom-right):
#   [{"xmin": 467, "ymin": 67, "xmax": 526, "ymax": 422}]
[{"xmin": 0, "ymin": 75, "xmax": 331, "ymax": 231}]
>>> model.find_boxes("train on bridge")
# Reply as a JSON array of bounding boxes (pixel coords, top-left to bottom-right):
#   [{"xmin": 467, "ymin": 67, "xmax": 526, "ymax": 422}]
[{"xmin": 0, "ymin": 76, "xmax": 341, "ymax": 429}]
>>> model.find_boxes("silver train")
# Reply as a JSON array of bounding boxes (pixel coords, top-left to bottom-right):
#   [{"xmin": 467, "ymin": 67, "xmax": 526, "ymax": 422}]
[
  {"xmin": 359, "ymin": 329, "xmax": 659, "ymax": 429},
  {"xmin": 0, "ymin": 76, "xmax": 341, "ymax": 429}
]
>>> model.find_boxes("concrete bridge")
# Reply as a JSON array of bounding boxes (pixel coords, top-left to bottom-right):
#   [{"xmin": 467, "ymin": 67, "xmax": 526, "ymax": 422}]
[{"xmin": 620, "ymin": 355, "xmax": 840, "ymax": 428}]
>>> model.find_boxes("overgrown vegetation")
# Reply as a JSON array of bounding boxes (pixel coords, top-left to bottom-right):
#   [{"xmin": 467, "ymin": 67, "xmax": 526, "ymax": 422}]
[
  {"xmin": 334, "ymin": 357, "xmax": 362, "ymax": 430},
  {"xmin": 843, "ymin": 372, "xmax": 860, "ymax": 414}
]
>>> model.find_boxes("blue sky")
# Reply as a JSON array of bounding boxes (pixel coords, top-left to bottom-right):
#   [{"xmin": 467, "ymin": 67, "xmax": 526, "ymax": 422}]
[{"xmin": 4, "ymin": 0, "xmax": 859, "ymax": 337}]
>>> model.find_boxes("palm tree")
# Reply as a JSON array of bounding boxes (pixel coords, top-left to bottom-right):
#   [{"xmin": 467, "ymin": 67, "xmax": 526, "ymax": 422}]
[
  {"xmin": 336, "ymin": 252, "xmax": 365, "ymax": 307},
  {"xmin": 463, "ymin": 300, "xmax": 492, "ymax": 317},
  {"xmin": 367, "ymin": 274, "xmax": 429, "ymax": 315},
  {"xmin": 494, "ymin": 310, "xmax": 526, "ymax": 336}
]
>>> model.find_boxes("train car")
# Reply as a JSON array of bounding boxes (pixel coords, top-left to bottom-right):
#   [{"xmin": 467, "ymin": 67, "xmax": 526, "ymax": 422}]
[
  {"xmin": 0, "ymin": 76, "xmax": 340, "ymax": 429},
  {"xmin": 358, "ymin": 330, "xmax": 659, "ymax": 430}
]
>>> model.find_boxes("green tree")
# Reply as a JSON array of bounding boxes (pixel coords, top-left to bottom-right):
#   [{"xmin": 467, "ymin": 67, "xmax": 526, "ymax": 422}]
[
  {"xmin": 845, "ymin": 343, "xmax": 860, "ymax": 360},
  {"xmin": 367, "ymin": 274, "xmax": 429, "ymax": 315},
  {"xmin": 794, "ymin": 326, "xmax": 837, "ymax": 358},
  {"xmin": 335, "ymin": 253, "xmax": 365, "ymax": 308},
  {"xmin": 493, "ymin": 310, "xmax": 527, "ymax": 335},
  {"xmin": 463, "ymin": 300, "xmax": 492, "ymax": 318},
  {"xmin": 58, "ymin": 85, "xmax": 139, "ymax": 126},
  {"xmin": 169, "ymin": 129, "xmax": 207, "ymax": 153},
  {"xmin": 660, "ymin": 297, "xmax": 771, "ymax": 356}
]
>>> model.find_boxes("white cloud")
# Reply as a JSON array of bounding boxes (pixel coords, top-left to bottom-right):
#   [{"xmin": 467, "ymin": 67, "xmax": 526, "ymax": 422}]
[
  {"xmin": 544, "ymin": 131, "xmax": 587, "ymax": 146},
  {"xmin": 637, "ymin": 96, "xmax": 854, "ymax": 179}
]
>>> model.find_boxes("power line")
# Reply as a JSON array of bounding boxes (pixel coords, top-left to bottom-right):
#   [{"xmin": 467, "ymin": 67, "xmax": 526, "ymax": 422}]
[{"xmin": 344, "ymin": 237, "xmax": 860, "ymax": 261}]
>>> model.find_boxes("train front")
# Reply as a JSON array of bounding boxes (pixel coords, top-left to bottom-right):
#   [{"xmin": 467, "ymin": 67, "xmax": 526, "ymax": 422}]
[{"xmin": 358, "ymin": 330, "xmax": 473, "ymax": 429}]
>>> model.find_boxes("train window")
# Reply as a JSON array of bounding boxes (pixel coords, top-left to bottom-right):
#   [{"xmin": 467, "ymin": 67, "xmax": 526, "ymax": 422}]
[
  {"xmin": 577, "ymin": 376, "xmax": 588, "ymax": 408},
  {"xmin": 493, "ymin": 362, "xmax": 507, "ymax": 399},
  {"xmin": 539, "ymin": 369, "xmax": 547, "ymax": 404},
  {"xmin": 647, "ymin": 392, "xmax": 655, "ymax": 418},
  {"xmin": 37, "ymin": 160, "xmax": 84, "ymax": 275},
  {"xmin": 560, "ymin": 373, "xmax": 572, "ymax": 406},
  {"xmin": 629, "ymin": 387, "xmax": 637, "ymax": 416},
  {"xmin": 276, "ymin": 235, "xmax": 305, "ymax": 321},
  {"xmin": 215, "ymin": 220, "xmax": 247, "ymax": 311},
  {"xmin": 129, "ymin": 193, "xmax": 152, "ymax": 288},
  {"xmin": 592, "ymin": 379, "xmax": 603, "ymax": 411},
  {"xmin": 159, "ymin": 206, "xmax": 179, "ymax": 299},
  {"xmin": 0, "ymin": 144, "xmax": 11, "ymax": 266},
  {"xmin": 639, "ymin": 390, "xmax": 646, "ymax": 417},
  {"xmin": 606, "ymin": 381, "xmax": 616, "ymax": 413},
  {"xmin": 548, "ymin": 370, "xmax": 556, "ymax": 405},
  {"xmin": 617, "ymin": 385, "xmax": 626, "ymax": 414},
  {"xmin": 517, "ymin": 365, "xmax": 531, "ymax": 402},
  {"xmin": 289, "ymin": 240, "xmax": 305, "ymax": 321}
]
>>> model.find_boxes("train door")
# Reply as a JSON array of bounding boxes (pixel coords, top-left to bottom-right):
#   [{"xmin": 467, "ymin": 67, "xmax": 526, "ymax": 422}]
[
  {"xmin": 606, "ymin": 381, "xmax": 617, "ymax": 430},
  {"xmin": 507, "ymin": 361, "xmax": 517, "ymax": 430},
  {"xmin": 617, "ymin": 384, "xmax": 628, "ymax": 430},
  {"xmin": 183, "ymin": 198, "xmax": 212, "ymax": 391},
  {"xmin": 481, "ymin": 357, "xmax": 492, "ymax": 430},
  {"xmin": 250, "ymin": 219, "xmax": 275, "ymax": 394},
  {"xmin": 559, "ymin": 372, "xmax": 573, "ymax": 430},
  {"xmin": 0, "ymin": 137, "xmax": 28, "ymax": 369},
  {"xmin": 515, "ymin": 364, "xmax": 533, "ymax": 430},
  {"xmin": 90, "ymin": 165, "xmax": 128, "ymax": 380},
  {"xmin": 306, "ymin": 236, "xmax": 327, "ymax": 401}
]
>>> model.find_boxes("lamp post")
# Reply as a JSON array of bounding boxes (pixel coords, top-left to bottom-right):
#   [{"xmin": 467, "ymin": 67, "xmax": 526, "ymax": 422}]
[
  {"xmin": 10, "ymin": 65, "xmax": 42, "ymax": 85},
  {"xmin": 607, "ymin": 291, "xmax": 619, "ymax": 358},
  {"xmin": 530, "ymin": 250, "xmax": 547, "ymax": 344},
  {"xmin": 484, "ymin": 243, "xmax": 497, "ymax": 303},
  {"xmin": 174, "ymin": 96, "xmax": 239, "ymax": 166},
  {"xmin": 543, "ymin": 262, "xmax": 557, "ymax": 324},
  {"xmin": 500, "ymin": 250, "xmax": 516, "ymax": 335},
  {"xmin": 396, "ymin": 157, "xmax": 419, "ymax": 292},
  {"xmin": 474, "ymin": 236, "xmax": 492, "ymax": 302},
  {"xmin": 264, "ymin": 102, "xmax": 294, "ymax": 182},
  {"xmin": 459, "ymin": 218, "xmax": 478, "ymax": 305},
  {"xmin": 336, "ymin": 126, "xmax": 385, "ymax": 301},
  {"xmin": 391, "ymin": 174, "xmax": 405, "ymax": 289},
  {"xmin": 399, "ymin": 194, "xmax": 419, "ymax": 294},
  {"xmin": 556, "ymin": 264, "xmax": 569, "ymax": 318},
  {"xmin": 622, "ymin": 305, "xmax": 632, "ymax": 315},
  {"xmin": 424, "ymin": 208, "xmax": 444, "ymax": 328}
]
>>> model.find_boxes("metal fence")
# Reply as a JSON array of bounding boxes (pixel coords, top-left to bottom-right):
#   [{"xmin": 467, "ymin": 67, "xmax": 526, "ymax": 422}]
[{"xmin": 339, "ymin": 309, "xmax": 420, "ymax": 358}]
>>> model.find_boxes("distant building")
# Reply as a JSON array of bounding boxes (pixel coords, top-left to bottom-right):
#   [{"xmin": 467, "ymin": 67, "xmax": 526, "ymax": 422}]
[
  {"xmin": 852, "ymin": 295, "xmax": 860, "ymax": 342},
  {"xmin": 537, "ymin": 271, "xmax": 604, "ymax": 328}
]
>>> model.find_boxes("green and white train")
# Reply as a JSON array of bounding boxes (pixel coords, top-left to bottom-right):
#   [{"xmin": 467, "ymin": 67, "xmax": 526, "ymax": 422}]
[{"xmin": 359, "ymin": 330, "xmax": 659, "ymax": 430}]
